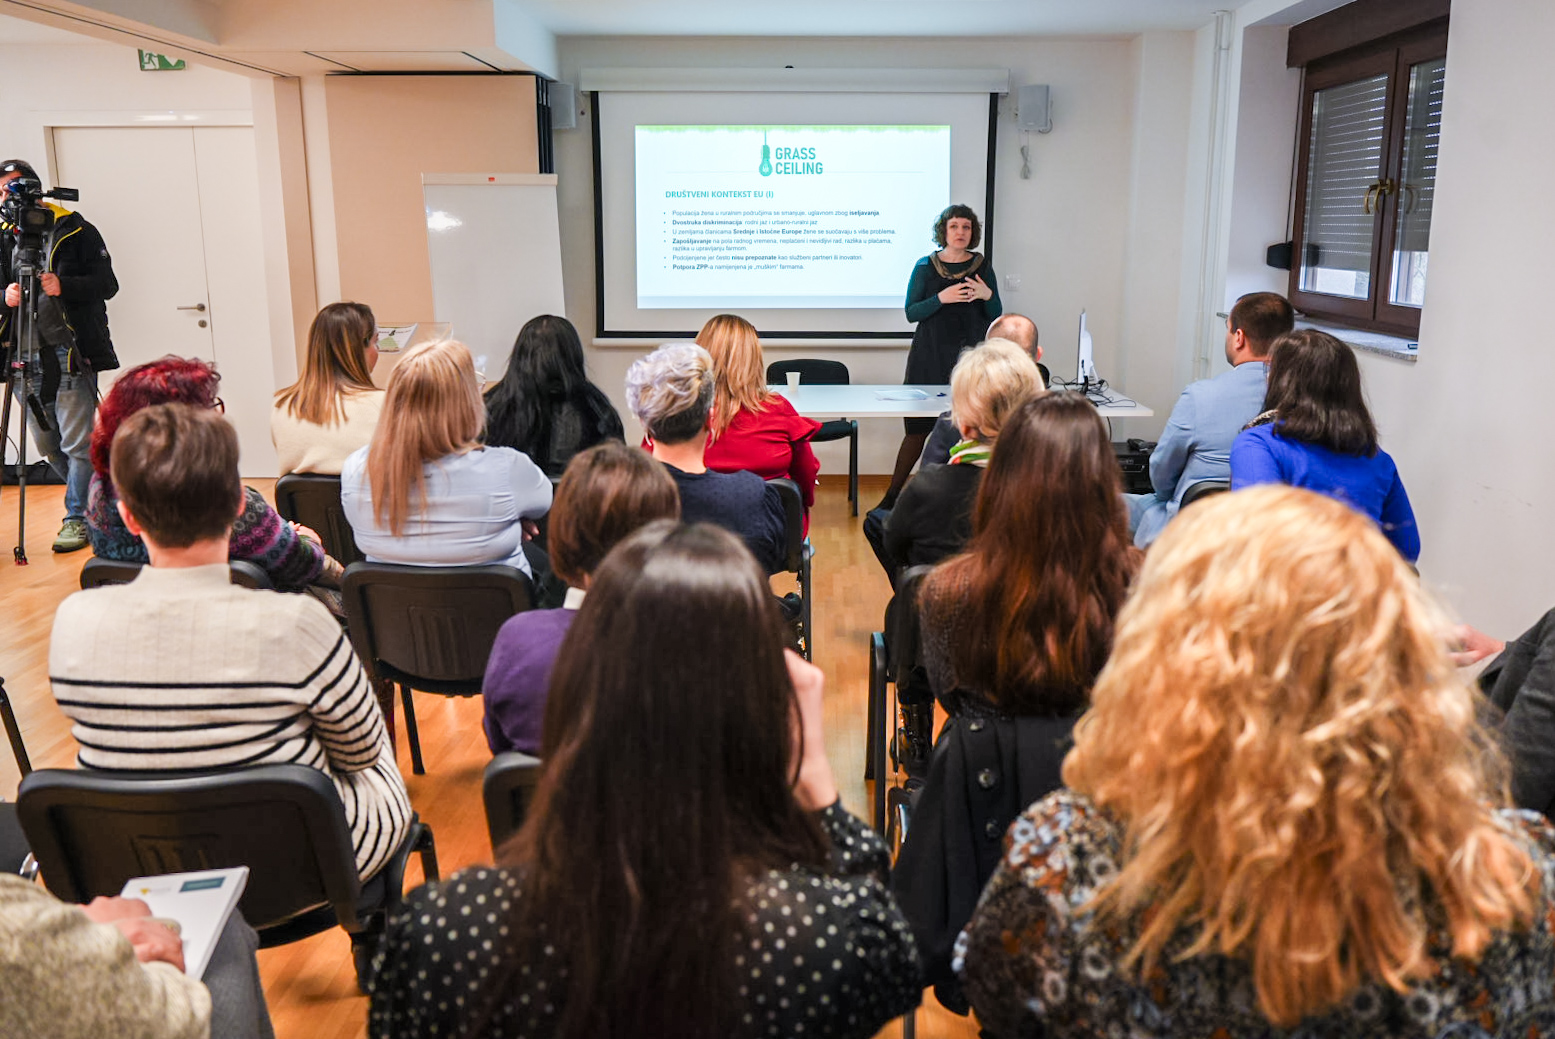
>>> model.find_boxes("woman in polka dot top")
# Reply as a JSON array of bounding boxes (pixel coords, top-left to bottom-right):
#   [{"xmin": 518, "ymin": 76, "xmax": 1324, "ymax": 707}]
[{"xmin": 368, "ymin": 521, "xmax": 921, "ymax": 1038}]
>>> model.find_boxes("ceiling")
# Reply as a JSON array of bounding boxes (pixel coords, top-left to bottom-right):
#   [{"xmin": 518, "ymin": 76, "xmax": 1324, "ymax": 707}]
[{"xmin": 506, "ymin": 0, "xmax": 1246, "ymax": 38}]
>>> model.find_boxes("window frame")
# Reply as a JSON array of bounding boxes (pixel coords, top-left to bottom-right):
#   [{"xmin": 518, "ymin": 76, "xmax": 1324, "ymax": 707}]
[{"xmin": 1288, "ymin": 21, "xmax": 1449, "ymax": 338}]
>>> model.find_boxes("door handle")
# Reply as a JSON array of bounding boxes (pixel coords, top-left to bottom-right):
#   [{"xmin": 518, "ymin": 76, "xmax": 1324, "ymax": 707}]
[{"xmin": 177, "ymin": 303, "xmax": 207, "ymax": 312}]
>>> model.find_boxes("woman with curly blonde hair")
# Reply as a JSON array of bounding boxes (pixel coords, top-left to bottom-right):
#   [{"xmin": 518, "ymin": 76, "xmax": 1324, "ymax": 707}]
[{"xmin": 959, "ymin": 485, "xmax": 1555, "ymax": 1039}]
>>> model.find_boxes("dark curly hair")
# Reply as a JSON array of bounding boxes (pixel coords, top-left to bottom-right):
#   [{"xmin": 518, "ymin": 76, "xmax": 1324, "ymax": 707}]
[
  {"xmin": 91, "ymin": 355, "xmax": 221, "ymax": 477},
  {"xmin": 932, "ymin": 204, "xmax": 982, "ymax": 250}
]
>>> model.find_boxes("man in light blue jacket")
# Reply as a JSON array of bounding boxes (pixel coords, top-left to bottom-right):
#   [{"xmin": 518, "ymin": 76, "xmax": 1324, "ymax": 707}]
[{"xmin": 1127, "ymin": 292, "xmax": 1293, "ymax": 547}]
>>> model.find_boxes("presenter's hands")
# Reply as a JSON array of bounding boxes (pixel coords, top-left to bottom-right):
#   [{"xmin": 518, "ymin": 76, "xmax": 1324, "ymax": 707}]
[
  {"xmin": 1448, "ymin": 623, "xmax": 1505, "ymax": 667},
  {"xmin": 82, "ymin": 896, "xmax": 187, "ymax": 970},
  {"xmin": 937, "ymin": 281, "xmax": 977, "ymax": 305},
  {"xmin": 786, "ymin": 648, "xmax": 839, "ymax": 811},
  {"xmin": 3, "ymin": 283, "xmax": 17, "ymax": 308},
  {"xmin": 39, "ymin": 272, "xmax": 60, "ymax": 297},
  {"xmin": 967, "ymin": 274, "xmax": 993, "ymax": 302}
]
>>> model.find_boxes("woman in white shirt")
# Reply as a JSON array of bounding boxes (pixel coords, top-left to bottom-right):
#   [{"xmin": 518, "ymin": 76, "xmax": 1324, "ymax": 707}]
[
  {"xmin": 272, "ymin": 301, "xmax": 384, "ymax": 475},
  {"xmin": 341, "ymin": 339, "xmax": 552, "ymax": 581}
]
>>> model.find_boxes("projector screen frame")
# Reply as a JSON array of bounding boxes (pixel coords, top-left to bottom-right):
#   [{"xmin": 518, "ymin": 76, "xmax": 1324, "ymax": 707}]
[{"xmin": 590, "ymin": 91, "xmax": 1002, "ymax": 341}]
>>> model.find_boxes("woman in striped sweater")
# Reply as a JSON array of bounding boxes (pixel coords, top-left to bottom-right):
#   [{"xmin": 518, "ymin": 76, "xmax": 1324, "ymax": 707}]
[{"xmin": 50, "ymin": 403, "xmax": 411, "ymax": 881}]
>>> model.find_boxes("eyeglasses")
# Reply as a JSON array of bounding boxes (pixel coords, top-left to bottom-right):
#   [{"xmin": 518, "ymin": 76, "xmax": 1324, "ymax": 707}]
[{"xmin": 211, "ymin": 397, "xmax": 225, "ymax": 414}]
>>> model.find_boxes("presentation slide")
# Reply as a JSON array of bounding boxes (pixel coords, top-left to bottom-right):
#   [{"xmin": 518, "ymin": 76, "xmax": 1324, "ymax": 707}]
[{"xmin": 635, "ymin": 125, "xmax": 950, "ymax": 310}]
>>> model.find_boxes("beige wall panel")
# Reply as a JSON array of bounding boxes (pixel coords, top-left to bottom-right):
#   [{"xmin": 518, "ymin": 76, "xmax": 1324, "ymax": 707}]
[{"xmin": 323, "ymin": 75, "xmax": 538, "ymax": 326}]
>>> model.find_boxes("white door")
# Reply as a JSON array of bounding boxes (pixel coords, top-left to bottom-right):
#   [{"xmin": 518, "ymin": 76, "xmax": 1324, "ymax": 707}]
[{"xmin": 50, "ymin": 126, "xmax": 278, "ymax": 475}]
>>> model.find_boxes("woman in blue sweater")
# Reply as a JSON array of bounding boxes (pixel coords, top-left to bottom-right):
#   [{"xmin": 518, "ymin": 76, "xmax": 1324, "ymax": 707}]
[{"xmin": 1230, "ymin": 329, "xmax": 1419, "ymax": 562}]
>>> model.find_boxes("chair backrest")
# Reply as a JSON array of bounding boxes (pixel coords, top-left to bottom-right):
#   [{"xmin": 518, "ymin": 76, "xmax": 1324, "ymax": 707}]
[
  {"xmin": 79, "ymin": 557, "xmax": 273, "ymax": 590},
  {"xmin": 340, "ymin": 562, "xmax": 533, "ymax": 694},
  {"xmin": 766, "ymin": 358, "xmax": 850, "ymax": 386},
  {"xmin": 275, "ymin": 473, "xmax": 365, "ymax": 566},
  {"xmin": 0, "ymin": 803, "xmax": 31, "ymax": 876},
  {"xmin": 1179, "ymin": 478, "xmax": 1231, "ymax": 510},
  {"xmin": 1038, "ymin": 361, "xmax": 1051, "ymax": 386},
  {"xmin": 482, "ymin": 751, "xmax": 543, "ymax": 852},
  {"xmin": 16, "ymin": 765, "xmax": 362, "ymax": 931},
  {"xmin": 884, "ymin": 564, "xmax": 936, "ymax": 686},
  {"xmin": 766, "ymin": 478, "xmax": 805, "ymax": 574}
]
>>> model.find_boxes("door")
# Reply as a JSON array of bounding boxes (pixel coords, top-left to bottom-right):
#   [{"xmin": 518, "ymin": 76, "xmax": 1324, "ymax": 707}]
[{"xmin": 50, "ymin": 126, "xmax": 278, "ymax": 475}]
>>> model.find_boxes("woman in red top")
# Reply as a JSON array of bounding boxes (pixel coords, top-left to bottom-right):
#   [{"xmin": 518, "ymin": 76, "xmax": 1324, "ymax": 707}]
[{"xmin": 696, "ymin": 314, "xmax": 821, "ymax": 515}]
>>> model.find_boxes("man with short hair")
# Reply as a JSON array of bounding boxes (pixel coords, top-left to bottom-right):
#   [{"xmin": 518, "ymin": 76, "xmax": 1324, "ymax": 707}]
[
  {"xmin": 49, "ymin": 403, "xmax": 411, "ymax": 885},
  {"xmin": 918, "ymin": 313, "xmax": 1042, "ymax": 469},
  {"xmin": 0, "ymin": 158, "xmax": 119, "ymax": 552},
  {"xmin": 1127, "ymin": 291, "xmax": 1295, "ymax": 547}
]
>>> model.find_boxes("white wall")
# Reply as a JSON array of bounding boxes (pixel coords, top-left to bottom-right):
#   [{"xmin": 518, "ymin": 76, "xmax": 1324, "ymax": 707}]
[
  {"xmin": 554, "ymin": 34, "xmax": 1200, "ymax": 466},
  {"xmin": 1350, "ymin": 0, "xmax": 1555, "ymax": 634},
  {"xmin": 1223, "ymin": 25, "xmax": 1300, "ymax": 305}
]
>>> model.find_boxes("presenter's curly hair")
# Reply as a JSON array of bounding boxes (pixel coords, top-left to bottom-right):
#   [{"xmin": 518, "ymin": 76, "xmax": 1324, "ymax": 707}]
[
  {"xmin": 1063, "ymin": 485, "xmax": 1537, "ymax": 1027},
  {"xmin": 932, "ymin": 204, "xmax": 981, "ymax": 249}
]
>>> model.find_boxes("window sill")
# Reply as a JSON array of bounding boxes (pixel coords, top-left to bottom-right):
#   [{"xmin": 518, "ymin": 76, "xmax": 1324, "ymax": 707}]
[{"xmin": 1294, "ymin": 316, "xmax": 1418, "ymax": 364}]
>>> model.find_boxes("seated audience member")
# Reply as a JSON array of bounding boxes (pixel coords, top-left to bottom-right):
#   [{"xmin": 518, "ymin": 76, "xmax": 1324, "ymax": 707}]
[
  {"xmin": 87, "ymin": 356, "xmax": 336, "ymax": 593},
  {"xmin": 1450, "ymin": 613, "xmax": 1555, "ymax": 817},
  {"xmin": 51, "ymin": 404, "xmax": 411, "ymax": 883},
  {"xmin": 370, "ymin": 522, "xmax": 920, "ymax": 1039},
  {"xmin": 867, "ymin": 338, "xmax": 1043, "ymax": 581},
  {"xmin": 918, "ymin": 312, "xmax": 1042, "ymax": 469},
  {"xmin": 1127, "ymin": 291, "xmax": 1293, "ymax": 547},
  {"xmin": 960, "ymin": 485, "xmax": 1553, "ymax": 1039},
  {"xmin": 482, "ymin": 441, "xmax": 679, "ymax": 755},
  {"xmin": 1231, "ymin": 329, "xmax": 1419, "ymax": 562},
  {"xmin": 895, "ymin": 392, "xmax": 1140, "ymax": 1008},
  {"xmin": 625, "ymin": 343, "xmax": 786, "ymax": 574},
  {"xmin": 696, "ymin": 314, "xmax": 821, "ymax": 518},
  {"xmin": 271, "ymin": 300, "xmax": 384, "ymax": 475},
  {"xmin": 0, "ymin": 879, "xmax": 275, "ymax": 1039},
  {"xmin": 484, "ymin": 314, "xmax": 624, "ymax": 479},
  {"xmin": 342, "ymin": 338, "xmax": 553, "ymax": 582}
]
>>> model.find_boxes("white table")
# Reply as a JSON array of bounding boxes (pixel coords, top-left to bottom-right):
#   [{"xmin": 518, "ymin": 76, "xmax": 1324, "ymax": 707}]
[{"xmin": 768, "ymin": 384, "xmax": 1153, "ymax": 420}]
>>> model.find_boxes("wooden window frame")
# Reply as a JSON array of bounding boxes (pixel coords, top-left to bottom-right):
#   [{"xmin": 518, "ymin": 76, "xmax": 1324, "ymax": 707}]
[{"xmin": 1288, "ymin": 20, "xmax": 1448, "ymax": 337}]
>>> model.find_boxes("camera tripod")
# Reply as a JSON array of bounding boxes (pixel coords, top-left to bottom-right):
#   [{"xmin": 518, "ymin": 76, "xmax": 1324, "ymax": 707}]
[{"xmin": 0, "ymin": 250, "xmax": 56, "ymax": 567}]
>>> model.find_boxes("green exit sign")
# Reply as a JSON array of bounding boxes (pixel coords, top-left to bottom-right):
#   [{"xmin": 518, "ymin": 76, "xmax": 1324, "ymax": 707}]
[{"xmin": 137, "ymin": 49, "xmax": 187, "ymax": 71}]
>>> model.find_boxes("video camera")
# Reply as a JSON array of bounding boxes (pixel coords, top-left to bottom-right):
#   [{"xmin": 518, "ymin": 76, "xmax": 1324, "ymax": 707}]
[{"xmin": 1, "ymin": 177, "xmax": 78, "ymax": 238}]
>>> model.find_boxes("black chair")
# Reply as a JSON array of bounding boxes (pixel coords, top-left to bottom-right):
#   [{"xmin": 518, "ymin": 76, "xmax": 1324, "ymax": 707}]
[
  {"xmin": 79, "ymin": 557, "xmax": 273, "ymax": 590},
  {"xmin": 0, "ymin": 803, "xmax": 35, "ymax": 878},
  {"xmin": 341, "ymin": 562, "xmax": 533, "ymax": 774},
  {"xmin": 767, "ymin": 478, "xmax": 814, "ymax": 661},
  {"xmin": 482, "ymin": 751, "xmax": 542, "ymax": 854},
  {"xmin": 0, "ymin": 676, "xmax": 30, "ymax": 777},
  {"xmin": 16, "ymin": 764, "xmax": 438, "ymax": 987},
  {"xmin": 275, "ymin": 473, "xmax": 365, "ymax": 566},
  {"xmin": 1179, "ymin": 478, "xmax": 1231, "ymax": 510},
  {"xmin": 867, "ymin": 564, "xmax": 936, "ymax": 836},
  {"xmin": 767, "ymin": 359, "xmax": 859, "ymax": 516}
]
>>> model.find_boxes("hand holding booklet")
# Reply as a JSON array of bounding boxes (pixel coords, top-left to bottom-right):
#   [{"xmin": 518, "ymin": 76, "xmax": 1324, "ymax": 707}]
[{"xmin": 119, "ymin": 866, "xmax": 249, "ymax": 978}]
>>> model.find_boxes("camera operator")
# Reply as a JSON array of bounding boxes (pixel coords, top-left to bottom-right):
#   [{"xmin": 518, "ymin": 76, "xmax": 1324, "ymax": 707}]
[{"xmin": 0, "ymin": 158, "xmax": 119, "ymax": 553}]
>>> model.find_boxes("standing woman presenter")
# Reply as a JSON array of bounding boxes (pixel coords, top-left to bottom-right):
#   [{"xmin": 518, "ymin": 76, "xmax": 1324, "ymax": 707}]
[{"xmin": 883, "ymin": 204, "xmax": 1001, "ymax": 509}]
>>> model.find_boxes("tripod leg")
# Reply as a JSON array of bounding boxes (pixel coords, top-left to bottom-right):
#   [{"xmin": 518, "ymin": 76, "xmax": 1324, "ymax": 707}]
[{"xmin": 0, "ymin": 678, "xmax": 32, "ymax": 776}]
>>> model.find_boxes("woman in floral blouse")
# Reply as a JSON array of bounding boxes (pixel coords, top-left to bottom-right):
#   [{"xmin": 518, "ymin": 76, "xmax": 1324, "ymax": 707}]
[{"xmin": 959, "ymin": 485, "xmax": 1555, "ymax": 1039}]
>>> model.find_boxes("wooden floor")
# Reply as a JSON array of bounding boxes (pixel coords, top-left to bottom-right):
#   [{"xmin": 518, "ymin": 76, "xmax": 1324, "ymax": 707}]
[{"xmin": 0, "ymin": 475, "xmax": 979, "ymax": 1039}]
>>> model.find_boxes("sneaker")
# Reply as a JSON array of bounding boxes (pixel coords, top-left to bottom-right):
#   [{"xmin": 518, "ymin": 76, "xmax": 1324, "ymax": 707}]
[{"xmin": 52, "ymin": 519, "xmax": 89, "ymax": 553}]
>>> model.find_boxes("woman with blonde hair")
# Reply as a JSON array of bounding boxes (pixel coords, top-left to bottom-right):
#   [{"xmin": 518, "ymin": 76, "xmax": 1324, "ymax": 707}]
[
  {"xmin": 341, "ymin": 339, "xmax": 551, "ymax": 581},
  {"xmin": 960, "ymin": 485, "xmax": 1555, "ymax": 1038},
  {"xmin": 870, "ymin": 338, "xmax": 1042, "ymax": 579},
  {"xmin": 272, "ymin": 301, "xmax": 383, "ymax": 474},
  {"xmin": 692, "ymin": 314, "xmax": 821, "ymax": 517}
]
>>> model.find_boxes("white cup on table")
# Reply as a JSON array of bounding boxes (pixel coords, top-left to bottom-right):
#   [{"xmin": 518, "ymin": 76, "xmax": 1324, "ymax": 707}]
[{"xmin": 785, "ymin": 371, "xmax": 801, "ymax": 396}]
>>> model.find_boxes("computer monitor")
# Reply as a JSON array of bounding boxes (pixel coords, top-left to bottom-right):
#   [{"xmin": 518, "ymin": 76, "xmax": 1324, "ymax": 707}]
[{"xmin": 1076, "ymin": 310, "xmax": 1097, "ymax": 389}]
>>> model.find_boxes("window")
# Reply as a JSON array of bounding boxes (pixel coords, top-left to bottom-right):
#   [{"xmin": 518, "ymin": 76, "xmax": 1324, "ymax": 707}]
[{"xmin": 1289, "ymin": 20, "xmax": 1447, "ymax": 337}]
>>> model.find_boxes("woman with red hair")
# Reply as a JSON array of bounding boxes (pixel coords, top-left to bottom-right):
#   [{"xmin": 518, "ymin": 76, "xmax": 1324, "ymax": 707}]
[{"xmin": 86, "ymin": 355, "xmax": 334, "ymax": 592}]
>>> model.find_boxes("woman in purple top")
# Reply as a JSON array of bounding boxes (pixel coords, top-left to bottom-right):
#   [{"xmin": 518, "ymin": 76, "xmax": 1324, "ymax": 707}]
[
  {"xmin": 1230, "ymin": 329, "xmax": 1419, "ymax": 562},
  {"xmin": 482, "ymin": 441, "xmax": 679, "ymax": 754}
]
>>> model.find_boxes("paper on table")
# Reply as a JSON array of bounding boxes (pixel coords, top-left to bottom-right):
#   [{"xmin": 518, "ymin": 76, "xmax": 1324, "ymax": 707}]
[
  {"xmin": 875, "ymin": 388, "xmax": 930, "ymax": 401},
  {"xmin": 120, "ymin": 867, "xmax": 249, "ymax": 979},
  {"xmin": 376, "ymin": 324, "xmax": 418, "ymax": 353}
]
